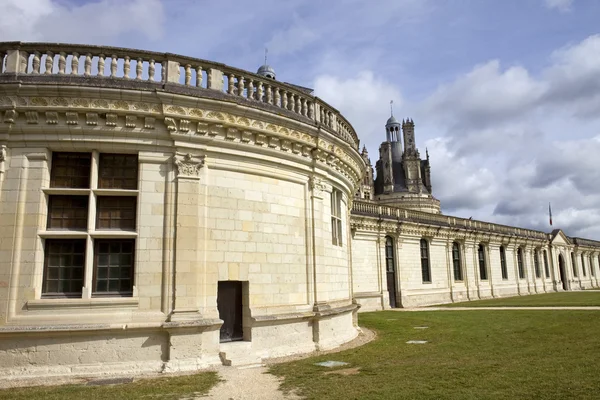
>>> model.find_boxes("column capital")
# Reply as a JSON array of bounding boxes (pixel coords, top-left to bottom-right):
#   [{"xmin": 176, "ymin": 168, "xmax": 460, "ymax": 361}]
[{"xmin": 173, "ymin": 152, "xmax": 205, "ymax": 179}]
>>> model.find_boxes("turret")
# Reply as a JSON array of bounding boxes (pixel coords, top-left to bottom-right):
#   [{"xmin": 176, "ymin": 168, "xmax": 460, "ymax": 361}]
[
  {"xmin": 402, "ymin": 118, "xmax": 416, "ymax": 155},
  {"xmin": 385, "ymin": 115, "xmax": 402, "ymax": 162}
]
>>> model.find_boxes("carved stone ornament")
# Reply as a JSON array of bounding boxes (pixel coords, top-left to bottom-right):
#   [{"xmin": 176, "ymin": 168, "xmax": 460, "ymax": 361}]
[
  {"xmin": 25, "ymin": 111, "xmax": 39, "ymax": 124},
  {"xmin": 3, "ymin": 110, "xmax": 17, "ymax": 124},
  {"xmin": 174, "ymin": 153, "xmax": 205, "ymax": 178},
  {"xmin": 144, "ymin": 117, "xmax": 155, "ymax": 129},
  {"xmin": 0, "ymin": 145, "xmax": 6, "ymax": 163},
  {"xmin": 45, "ymin": 112, "xmax": 58, "ymax": 124},
  {"xmin": 125, "ymin": 115, "xmax": 137, "ymax": 128},
  {"xmin": 86, "ymin": 113, "xmax": 99, "ymax": 126},
  {"xmin": 310, "ymin": 177, "xmax": 329, "ymax": 197}
]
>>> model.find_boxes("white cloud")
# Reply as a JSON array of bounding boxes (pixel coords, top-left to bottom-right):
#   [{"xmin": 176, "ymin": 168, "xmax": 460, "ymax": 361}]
[
  {"xmin": 0, "ymin": 0, "xmax": 164, "ymax": 44},
  {"xmin": 266, "ymin": 16, "xmax": 319, "ymax": 55},
  {"xmin": 544, "ymin": 0, "xmax": 574, "ymax": 12},
  {"xmin": 314, "ymin": 71, "xmax": 403, "ymax": 151}
]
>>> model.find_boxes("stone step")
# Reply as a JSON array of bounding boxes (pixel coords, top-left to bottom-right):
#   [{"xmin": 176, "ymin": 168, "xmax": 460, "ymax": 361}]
[{"xmin": 219, "ymin": 341, "xmax": 263, "ymax": 367}]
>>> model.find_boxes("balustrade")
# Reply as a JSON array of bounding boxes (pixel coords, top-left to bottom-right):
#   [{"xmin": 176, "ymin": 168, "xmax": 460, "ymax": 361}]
[{"xmin": 0, "ymin": 42, "xmax": 359, "ymax": 149}]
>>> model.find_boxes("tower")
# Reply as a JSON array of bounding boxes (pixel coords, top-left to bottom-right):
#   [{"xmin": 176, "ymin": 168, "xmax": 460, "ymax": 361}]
[
  {"xmin": 401, "ymin": 118, "xmax": 422, "ymax": 193},
  {"xmin": 257, "ymin": 48, "xmax": 276, "ymax": 79},
  {"xmin": 359, "ymin": 146, "xmax": 375, "ymax": 200}
]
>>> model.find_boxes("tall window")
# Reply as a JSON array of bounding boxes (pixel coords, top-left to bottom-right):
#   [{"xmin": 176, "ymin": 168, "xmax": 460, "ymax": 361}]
[
  {"xmin": 534, "ymin": 250, "xmax": 541, "ymax": 278},
  {"xmin": 543, "ymin": 250, "xmax": 550, "ymax": 278},
  {"xmin": 478, "ymin": 244, "xmax": 487, "ymax": 281},
  {"xmin": 571, "ymin": 252, "xmax": 578, "ymax": 277},
  {"xmin": 517, "ymin": 248, "xmax": 525, "ymax": 279},
  {"xmin": 331, "ymin": 189, "xmax": 343, "ymax": 247},
  {"xmin": 385, "ymin": 236, "xmax": 395, "ymax": 274},
  {"xmin": 42, "ymin": 152, "xmax": 138, "ymax": 298},
  {"xmin": 581, "ymin": 254, "xmax": 586, "ymax": 277},
  {"xmin": 591, "ymin": 256, "xmax": 595, "ymax": 277},
  {"xmin": 420, "ymin": 239, "xmax": 431, "ymax": 283},
  {"xmin": 500, "ymin": 246, "xmax": 508, "ymax": 280},
  {"xmin": 452, "ymin": 242, "xmax": 462, "ymax": 281}
]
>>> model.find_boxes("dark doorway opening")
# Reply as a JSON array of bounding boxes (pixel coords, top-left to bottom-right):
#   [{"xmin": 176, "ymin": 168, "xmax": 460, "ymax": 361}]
[
  {"xmin": 558, "ymin": 255, "xmax": 568, "ymax": 291},
  {"xmin": 217, "ymin": 281, "xmax": 243, "ymax": 342},
  {"xmin": 385, "ymin": 236, "xmax": 398, "ymax": 308}
]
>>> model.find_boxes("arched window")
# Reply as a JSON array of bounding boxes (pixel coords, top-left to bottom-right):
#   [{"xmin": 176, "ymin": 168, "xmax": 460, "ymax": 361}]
[
  {"xmin": 534, "ymin": 250, "xmax": 541, "ymax": 278},
  {"xmin": 478, "ymin": 244, "xmax": 487, "ymax": 280},
  {"xmin": 517, "ymin": 248, "xmax": 525, "ymax": 279},
  {"xmin": 543, "ymin": 250, "xmax": 550, "ymax": 278},
  {"xmin": 571, "ymin": 252, "xmax": 578, "ymax": 277},
  {"xmin": 420, "ymin": 239, "xmax": 431, "ymax": 283},
  {"xmin": 581, "ymin": 254, "xmax": 586, "ymax": 277},
  {"xmin": 500, "ymin": 246, "xmax": 508, "ymax": 280},
  {"xmin": 452, "ymin": 242, "xmax": 462, "ymax": 281}
]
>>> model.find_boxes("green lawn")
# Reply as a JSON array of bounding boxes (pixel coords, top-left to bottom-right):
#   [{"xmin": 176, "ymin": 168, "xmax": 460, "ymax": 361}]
[
  {"xmin": 271, "ymin": 310, "xmax": 600, "ymax": 399},
  {"xmin": 441, "ymin": 291, "xmax": 600, "ymax": 307},
  {"xmin": 0, "ymin": 371, "xmax": 219, "ymax": 400}
]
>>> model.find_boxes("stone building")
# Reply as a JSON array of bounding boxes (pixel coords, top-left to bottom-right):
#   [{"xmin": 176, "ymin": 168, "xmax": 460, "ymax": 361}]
[{"xmin": 0, "ymin": 42, "xmax": 599, "ymax": 378}]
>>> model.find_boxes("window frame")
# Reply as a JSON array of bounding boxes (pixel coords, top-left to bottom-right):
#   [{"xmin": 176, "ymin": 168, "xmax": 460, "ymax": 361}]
[
  {"xmin": 517, "ymin": 247, "xmax": 525, "ymax": 279},
  {"xmin": 543, "ymin": 250, "xmax": 550, "ymax": 279},
  {"xmin": 93, "ymin": 239, "xmax": 135, "ymax": 297},
  {"xmin": 534, "ymin": 249, "xmax": 541, "ymax": 279},
  {"xmin": 42, "ymin": 239, "xmax": 87, "ymax": 298},
  {"xmin": 478, "ymin": 244, "xmax": 488, "ymax": 281},
  {"xmin": 41, "ymin": 151, "xmax": 139, "ymax": 300},
  {"xmin": 420, "ymin": 238, "xmax": 431, "ymax": 283},
  {"xmin": 571, "ymin": 252, "xmax": 578, "ymax": 277},
  {"xmin": 581, "ymin": 254, "xmax": 586, "ymax": 277},
  {"xmin": 452, "ymin": 241, "xmax": 463, "ymax": 281},
  {"xmin": 331, "ymin": 189, "xmax": 343, "ymax": 247},
  {"xmin": 500, "ymin": 246, "xmax": 508, "ymax": 280}
]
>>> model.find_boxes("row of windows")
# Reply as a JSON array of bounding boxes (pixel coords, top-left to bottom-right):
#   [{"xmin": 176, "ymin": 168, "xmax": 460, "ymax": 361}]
[
  {"xmin": 42, "ymin": 152, "xmax": 138, "ymax": 298},
  {"xmin": 414, "ymin": 239, "xmax": 555, "ymax": 284},
  {"xmin": 571, "ymin": 252, "xmax": 598, "ymax": 278}
]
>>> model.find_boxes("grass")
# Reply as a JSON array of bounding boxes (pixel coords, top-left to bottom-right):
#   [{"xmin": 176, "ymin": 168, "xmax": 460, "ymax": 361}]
[
  {"xmin": 440, "ymin": 291, "xmax": 600, "ymax": 307},
  {"xmin": 270, "ymin": 310, "xmax": 600, "ymax": 399},
  {"xmin": 0, "ymin": 371, "xmax": 220, "ymax": 400}
]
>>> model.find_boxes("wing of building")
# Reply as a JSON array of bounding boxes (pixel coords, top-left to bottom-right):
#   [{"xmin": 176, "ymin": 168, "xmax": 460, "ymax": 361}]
[{"xmin": 0, "ymin": 42, "xmax": 599, "ymax": 379}]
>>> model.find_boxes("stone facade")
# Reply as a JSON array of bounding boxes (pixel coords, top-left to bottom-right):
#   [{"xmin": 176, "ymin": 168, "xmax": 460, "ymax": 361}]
[{"xmin": 0, "ymin": 42, "xmax": 599, "ymax": 380}]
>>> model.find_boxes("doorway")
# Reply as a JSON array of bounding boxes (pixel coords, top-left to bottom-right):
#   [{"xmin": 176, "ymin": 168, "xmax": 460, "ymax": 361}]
[
  {"xmin": 558, "ymin": 254, "xmax": 568, "ymax": 291},
  {"xmin": 385, "ymin": 236, "xmax": 398, "ymax": 308},
  {"xmin": 217, "ymin": 281, "xmax": 243, "ymax": 342}
]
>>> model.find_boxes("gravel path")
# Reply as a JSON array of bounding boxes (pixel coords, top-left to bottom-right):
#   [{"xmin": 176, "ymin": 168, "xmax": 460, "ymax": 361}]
[{"xmin": 198, "ymin": 327, "xmax": 376, "ymax": 400}]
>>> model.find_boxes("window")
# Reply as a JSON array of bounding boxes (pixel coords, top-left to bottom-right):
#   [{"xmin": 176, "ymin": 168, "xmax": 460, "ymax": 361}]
[
  {"xmin": 543, "ymin": 250, "xmax": 550, "ymax": 278},
  {"xmin": 517, "ymin": 248, "xmax": 525, "ymax": 279},
  {"xmin": 581, "ymin": 254, "xmax": 586, "ymax": 277},
  {"xmin": 452, "ymin": 242, "xmax": 462, "ymax": 281},
  {"xmin": 420, "ymin": 239, "xmax": 431, "ymax": 283},
  {"xmin": 500, "ymin": 246, "xmax": 508, "ymax": 280},
  {"xmin": 385, "ymin": 236, "xmax": 395, "ymax": 273},
  {"xmin": 331, "ymin": 189, "xmax": 343, "ymax": 246},
  {"xmin": 534, "ymin": 250, "xmax": 541, "ymax": 278},
  {"xmin": 571, "ymin": 252, "xmax": 578, "ymax": 277},
  {"xmin": 42, "ymin": 152, "xmax": 138, "ymax": 298},
  {"xmin": 478, "ymin": 244, "xmax": 487, "ymax": 280},
  {"xmin": 590, "ymin": 256, "xmax": 595, "ymax": 277}
]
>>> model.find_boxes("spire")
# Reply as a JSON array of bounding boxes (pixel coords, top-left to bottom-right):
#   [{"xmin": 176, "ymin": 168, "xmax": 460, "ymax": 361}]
[
  {"xmin": 390, "ymin": 100, "xmax": 394, "ymax": 117},
  {"xmin": 426, "ymin": 147, "xmax": 429, "ymax": 160},
  {"xmin": 264, "ymin": 47, "xmax": 268, "ymax": 65}
]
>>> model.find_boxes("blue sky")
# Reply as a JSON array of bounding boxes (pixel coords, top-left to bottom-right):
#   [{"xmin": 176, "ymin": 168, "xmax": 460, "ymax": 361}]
[{"xmin": 2, "ymin": 0, "xmax": 600, "ymax": 239}]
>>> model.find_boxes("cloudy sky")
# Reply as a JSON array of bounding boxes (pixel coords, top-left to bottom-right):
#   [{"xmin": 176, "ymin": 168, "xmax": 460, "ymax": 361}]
[{"xmin": 2, "ymin": 0, "xmax": 600, "ymax": 239}]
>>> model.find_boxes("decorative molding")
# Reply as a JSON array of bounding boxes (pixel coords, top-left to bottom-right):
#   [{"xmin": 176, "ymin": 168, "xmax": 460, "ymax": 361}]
[
  {"xmin": 179, "ymin": 119, "xmax": 190, "ymax": 133},
  {"xmin": 144, "ymin": 117, "xmax": 155, "ymax": 129},
  {"xmin": 86, "ymin": 113, "xmax": 98, "ymax": 126},
  {"xmin": 65, "ymin": 112, "xmax": 78, "ymax": 125},
  {"xmin": 165, "ymin": 117, "xmax": 177, "ymax": 132},
  {"xmin": 173, "ymin": 153, "xmax": 205, "ymax": 178},
  {"xmin": 45, "ymin": 112, "xmax": 58, "ymax": 124},
  {"xmin": 3, "ymin": 110, "xmax": 17, "ymax": 124},
  {"xmin": 0, "ymin": 145, "xmax": 6, "ymax": 163},
  {"xmin": 25, "ymin": 111, "xmax": 38, "ymax": 124},
  {"xmin": 125, "ymin": 115, "xmax": 137, "ymax": 128},
  {"xmin": 105, "ymin": 113, "xmax": 118, "ymax": 126}
]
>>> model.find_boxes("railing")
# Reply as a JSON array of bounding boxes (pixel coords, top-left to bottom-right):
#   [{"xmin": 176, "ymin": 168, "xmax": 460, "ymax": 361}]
[
  {"xmin": 352, "ymin": 199, "xmax": 550, "ymax": 240},
  {"xmin": 571, "ymin": 237, "xmax": 600, "ymax": 248},
  {"xmin": 0, "ymin": 42, "xmax": 359, "ymax": 149}
]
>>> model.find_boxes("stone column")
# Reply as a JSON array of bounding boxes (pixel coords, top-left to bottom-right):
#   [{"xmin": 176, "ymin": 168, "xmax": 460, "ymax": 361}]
[{"xmin": 169, "ymin": 152, "xmax": 205, "ymax": 321}]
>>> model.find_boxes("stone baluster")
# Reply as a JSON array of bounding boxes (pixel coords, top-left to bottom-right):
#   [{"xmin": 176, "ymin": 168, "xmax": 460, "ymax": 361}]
[
  {"xmin": 161, "ymin": 61, "xmax": 167, "ymax": 83},
  {"xmin": 184, "ymin": 64, "xmax": 192, "ymax": 86},
  {"xmin": 248, "ymin": 79, "xmax": 254, "ymax": 100},
  {"xmin": 302, "ymin": 98, "xmax": 308, "ymax": 116},
  {"xmin": 274, "ymin": 88, "xmax": 281, "ymax": 107},
  {"xmin": 282, "ymin": 91, "xmax": 288, "ymax": 109},
  {"xmin": 296, "ymin": 96, "xmax": 302, "ymax": 114},
  {"xmin": 71, "ymin": 52, "xmax": 79, "ymax": 75},
  {"xmin": 136, "ymin": 58, "xmax": 143, "ymax": 80},
  {"xmin": 124, "ymin": 56, "xmax": 131, "ymax": 79},
  {"xmin": 308, "ymin": 102, "xmax": 314, "ymax": 119},
  {"xmin": 266, "ymin": 84, "xmax": 272, "ymax": 104},
  {"xmin": 110, "ymin": 54, "xmax": 118, "ymax": 77},
  {"xmin": 196, "ymin": 66, "xmax": 202, "ymax": 87},
  {"xmin": 97, "ymin": 54, "xmax": 105, "ymax": 76},
  {"xmin": 45, "ymin": 51, "xmax": 54, "ymax": 75},
  {"xmin": 238, "ymin": 77, "xmax": 244, "ymax": 96},
  {"xmin": 58, "ymin": 52, "xmax": 66, "ymax": 74},
  {"xmin": 289, "ymin": 93, "xmax": 295, "ymax": 111},
  {"xmin": 32, "ymin": 52, "xmax": 41, "ymax": 74},
  {"xmin": 148, "ymin": 59, "xmax": 155, "ymax": 81},
  {"xmin": 257, "ymin": 81, "xmax": 264, "ymax": 101},
  {"xmin": 228, "ymin": 74, "xmax": 235, "ymax": 94},
  {"xmin": 84, "ymin": 53, "xmax": 92, "ymax": 76}
]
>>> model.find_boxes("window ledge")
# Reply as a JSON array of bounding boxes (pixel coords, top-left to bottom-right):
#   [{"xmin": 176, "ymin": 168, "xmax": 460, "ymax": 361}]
[
  {"xmin": 93, "ymin": 189, "xmax": 139, "ymax": 196},
  {"xmin": 90, "ymin": 231, "xmax": 138, "ymax": 238},
  {"xmin": 43, "ymin": 188, "xmax": 90, "ymax": 195},
  {"xmin": 38, "ymin": 231, "xmax": 88, "ymax": 238},
  {"xmin": 26, "ymin": 297, "xmax": 139, "ymax": 311}
]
